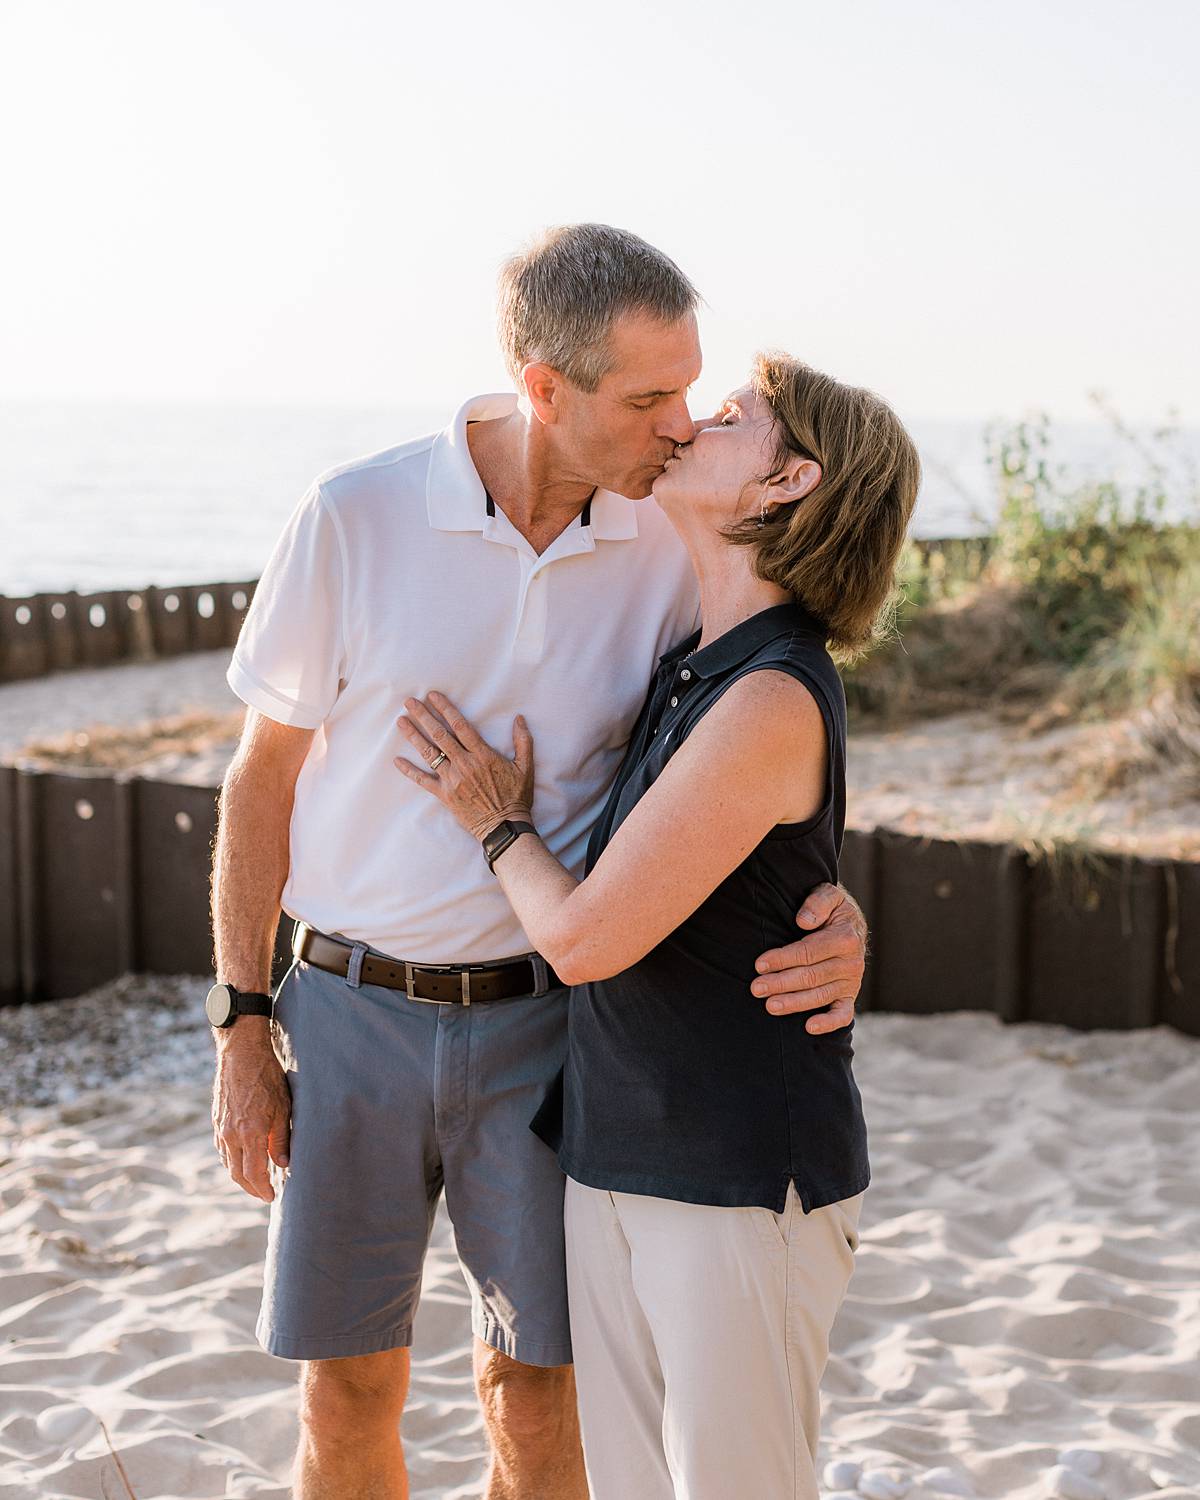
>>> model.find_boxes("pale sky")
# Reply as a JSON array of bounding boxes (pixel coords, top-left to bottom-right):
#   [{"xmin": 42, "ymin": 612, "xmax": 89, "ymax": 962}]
[{"xmin": 1, "ymin": 0, "xmax": 1196, "ymax": 424}]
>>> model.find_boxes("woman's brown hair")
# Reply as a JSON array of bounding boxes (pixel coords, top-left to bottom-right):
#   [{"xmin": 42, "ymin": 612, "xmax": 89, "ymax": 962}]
[{"xmin": 726, "ymin": 352, "xmax": 921, "ymax": 662}]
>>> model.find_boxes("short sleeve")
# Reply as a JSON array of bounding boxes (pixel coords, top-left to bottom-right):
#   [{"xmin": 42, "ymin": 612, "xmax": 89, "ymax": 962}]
[{"xmin": 226, "ymin": 482, "xmax": 348, "ymax": 729}]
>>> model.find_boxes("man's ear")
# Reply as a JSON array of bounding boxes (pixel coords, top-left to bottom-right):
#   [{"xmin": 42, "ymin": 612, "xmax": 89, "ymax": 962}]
[
  {"xmin": 520, "ymin": 363, "xmax": 563, "ymax": 426},
  {"xmin": 769, "ymin": 456, "xmax": 822, "ymax": 506}
]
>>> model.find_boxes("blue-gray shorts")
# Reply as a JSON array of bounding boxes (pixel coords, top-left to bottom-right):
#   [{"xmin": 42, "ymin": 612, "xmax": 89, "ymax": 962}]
[{"xmin": 255, "ymin": 925, "xmax": 573, "ymax": 1367}]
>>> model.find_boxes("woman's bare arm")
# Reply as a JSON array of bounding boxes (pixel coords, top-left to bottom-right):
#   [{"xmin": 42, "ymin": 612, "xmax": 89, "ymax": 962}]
[{"xmin": 396, "ymin": 672, "xmax": 827, "ymax": 986}]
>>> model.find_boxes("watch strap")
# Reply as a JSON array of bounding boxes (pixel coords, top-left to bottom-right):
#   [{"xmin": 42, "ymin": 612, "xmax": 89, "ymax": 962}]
[
  {"xmin": 483, "ymin": 820, "xmax": 537, "ymax": 871},
  {"xmin": 233, "ymin": 992, "xmax": 273, "ymax": 1016}
]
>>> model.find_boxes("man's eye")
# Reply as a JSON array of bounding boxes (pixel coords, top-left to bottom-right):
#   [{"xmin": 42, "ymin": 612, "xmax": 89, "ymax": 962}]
[{"xmin": 632, "ymin": 401, "xmax": 655, "ymax": 411}]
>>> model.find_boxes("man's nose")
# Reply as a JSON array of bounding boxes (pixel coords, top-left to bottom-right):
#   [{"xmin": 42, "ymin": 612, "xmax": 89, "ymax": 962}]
[{"xmin": 657, "ymin": 400, "xmax": 697, "ymax": 446}]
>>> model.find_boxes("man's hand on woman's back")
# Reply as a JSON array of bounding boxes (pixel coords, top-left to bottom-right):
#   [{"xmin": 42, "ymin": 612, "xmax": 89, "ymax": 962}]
[{"xmin": 751, "ymin": 883, "xmax": 868, "ymax": 1032}]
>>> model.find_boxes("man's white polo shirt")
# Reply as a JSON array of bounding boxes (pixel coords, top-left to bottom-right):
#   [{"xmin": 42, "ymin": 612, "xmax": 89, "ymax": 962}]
[{"xmin": 226, "ymin": 392, "xmax": 701, "ymax": 963}]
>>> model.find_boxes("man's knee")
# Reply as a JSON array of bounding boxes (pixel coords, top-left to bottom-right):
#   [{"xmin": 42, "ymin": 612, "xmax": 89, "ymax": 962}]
[
  {"xmin": 475, "ymin": 1345, "xmax": 576, "ymax": 1443},
  {"xmin": 299, "ymin": 1348, "xmax": 411, "ymax": 1445}
]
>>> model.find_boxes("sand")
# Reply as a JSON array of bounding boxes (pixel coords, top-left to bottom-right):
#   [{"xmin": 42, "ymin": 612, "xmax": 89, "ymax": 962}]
[{"xmin": 2, "ymin": 993, "xmax": 1198, "ymax": 1500}]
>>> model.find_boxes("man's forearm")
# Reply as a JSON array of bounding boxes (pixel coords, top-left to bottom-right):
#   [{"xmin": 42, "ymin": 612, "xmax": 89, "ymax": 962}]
[{"xmin": 211, "ymin": 759, "xmax": 294, "ymax": 1028}]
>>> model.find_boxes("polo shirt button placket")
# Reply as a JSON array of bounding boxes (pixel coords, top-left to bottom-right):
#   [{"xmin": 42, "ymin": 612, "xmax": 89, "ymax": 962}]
[{"xmin": 512, "ymin": 562, "xmax": 550, "ymax": 661}]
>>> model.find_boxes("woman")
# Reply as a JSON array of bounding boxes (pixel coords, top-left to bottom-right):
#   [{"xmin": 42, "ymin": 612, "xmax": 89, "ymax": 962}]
[{"xmin": 393, "ymin": 352, "xmax": 920, "ymax": 1499}]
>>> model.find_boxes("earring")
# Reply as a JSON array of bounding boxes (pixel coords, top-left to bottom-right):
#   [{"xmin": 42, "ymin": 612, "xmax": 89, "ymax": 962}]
[{"xmin": 756, "ymin": 489, "xmax": 770, "ymax": 528}]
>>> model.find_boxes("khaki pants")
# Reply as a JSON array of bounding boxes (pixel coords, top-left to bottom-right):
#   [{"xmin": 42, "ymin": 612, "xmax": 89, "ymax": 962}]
[{"xmin": 564, "ymin": 1176, "xmax": 865, "ymax": 1500}]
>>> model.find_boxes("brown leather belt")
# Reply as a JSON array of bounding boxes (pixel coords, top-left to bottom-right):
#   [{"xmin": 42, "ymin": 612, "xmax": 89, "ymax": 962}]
[{"xmin": 291, "ymin": 920, "xmax": 562, "ymax": 1005}]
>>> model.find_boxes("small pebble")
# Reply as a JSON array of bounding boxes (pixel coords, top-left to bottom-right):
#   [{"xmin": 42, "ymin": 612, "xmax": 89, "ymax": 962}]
[
  {"xmin": 1057, "ymin": 1450, "xmax": 1103, "ymax": 1479},
  {"xmin": 824, "ymin": 1460, "xmax": 863, "ymax": 1491},
  {"xmin": 1047, "ymin": 1464, "xmax": 1105, "ymax": 1500},
  {"xmin": 860, "ymin": 1470, "xmax": 912, "ymax": 1500},
  {"xmin": 920, "ymin": 1467, "xmax": 975, "ymax": 1496}
]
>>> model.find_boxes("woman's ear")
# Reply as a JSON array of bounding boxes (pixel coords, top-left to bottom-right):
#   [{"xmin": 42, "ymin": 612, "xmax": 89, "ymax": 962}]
[{"xmin": 770, "ymin": 457, "xmax": 822, "ymax": 506}]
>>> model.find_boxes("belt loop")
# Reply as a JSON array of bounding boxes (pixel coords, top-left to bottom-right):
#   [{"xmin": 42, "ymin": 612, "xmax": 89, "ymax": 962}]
[
  {"xmin": 345, "ymin": 940, "xmax": 368, "ymax": 989},
  {"xmin": 530, "ymin": 952, "xmax": 551, "ymax": 997}
]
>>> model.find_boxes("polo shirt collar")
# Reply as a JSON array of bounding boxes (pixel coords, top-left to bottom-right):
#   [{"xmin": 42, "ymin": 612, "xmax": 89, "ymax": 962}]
[
  {"xmin": 427, "ymin": 391, "xmax": 640, "ymax": 541},
  {"xmin": 660, "ymin": 601, "xmax": 827, "ymax": 678}
]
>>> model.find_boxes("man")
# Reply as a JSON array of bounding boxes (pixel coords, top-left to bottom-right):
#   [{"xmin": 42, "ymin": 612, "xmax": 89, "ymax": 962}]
[{"xmin": 211, "ymin": 223, "xmax": 868, "ymax": 1500}]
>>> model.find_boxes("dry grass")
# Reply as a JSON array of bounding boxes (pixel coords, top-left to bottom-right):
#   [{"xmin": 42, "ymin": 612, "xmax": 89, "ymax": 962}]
[{"xmin": 16, "ymin": 709, "xmax": 244, "ymax": 772}]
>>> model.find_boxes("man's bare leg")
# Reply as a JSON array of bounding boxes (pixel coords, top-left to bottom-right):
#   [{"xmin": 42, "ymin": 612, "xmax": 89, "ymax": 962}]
[
  {"xmin": 295, "ymin": 1348, "xmax": 411, "ymax": 1500},
  {"xmin": 474, "ymin": 1340, "xmax": 588, "ymax": 1500}
]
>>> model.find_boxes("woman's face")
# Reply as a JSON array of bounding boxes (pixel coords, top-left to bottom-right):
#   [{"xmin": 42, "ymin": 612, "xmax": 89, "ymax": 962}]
[{"xmin": 651, "ymin": 383, "xmax": 784, "ymax": 525}]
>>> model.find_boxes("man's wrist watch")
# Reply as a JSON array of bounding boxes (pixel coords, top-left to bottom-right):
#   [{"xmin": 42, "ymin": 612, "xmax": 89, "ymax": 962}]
[
  {"xmin": 481, "ymin": 819, "xmax": 537, "ymax": 873},
  {"xmin": 206, "ymin": 981, "xmax": 273, "ymax": 1028}
]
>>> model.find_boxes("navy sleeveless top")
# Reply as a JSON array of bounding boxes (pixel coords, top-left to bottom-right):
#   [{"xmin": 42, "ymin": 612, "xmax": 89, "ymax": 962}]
[{"xmin": 530, "ymin": 600, "xmax": 871, "ymax": 1214}]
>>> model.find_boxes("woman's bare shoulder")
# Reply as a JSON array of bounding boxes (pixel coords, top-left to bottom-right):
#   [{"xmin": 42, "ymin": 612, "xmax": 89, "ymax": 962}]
[{"xmin": 695, "ymin": 667, "xmax": 824, "ymax": 746}]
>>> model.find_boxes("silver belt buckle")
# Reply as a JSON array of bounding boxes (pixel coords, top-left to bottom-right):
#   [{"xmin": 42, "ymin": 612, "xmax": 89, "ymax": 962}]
[{"xmin": 404, "ymin": 961, "xmax": 464, "ymax": 1005}]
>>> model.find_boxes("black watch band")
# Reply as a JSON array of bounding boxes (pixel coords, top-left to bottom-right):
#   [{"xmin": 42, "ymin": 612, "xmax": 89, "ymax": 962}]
[
  {"xmin": 482, "ymin": 820, "xmax": 538, "ymax": 872},
  {"xmin": 206, "ymin": 981, "xmax": 273, "ymax": 1028}
]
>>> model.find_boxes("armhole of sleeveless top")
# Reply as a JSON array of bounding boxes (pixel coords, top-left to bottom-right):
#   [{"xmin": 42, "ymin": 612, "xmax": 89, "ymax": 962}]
[
  {"xmin": 770, "ymin": 661, "xmax": 842, "ymax": 835},
  {"xmin": 701, "ymin": 654, "xmax": 842, "ymax": 837}
]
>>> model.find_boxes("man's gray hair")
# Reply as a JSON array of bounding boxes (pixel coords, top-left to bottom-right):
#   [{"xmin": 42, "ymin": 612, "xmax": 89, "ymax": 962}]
[{"xmin": 497, "ymin": 223, "xmax": 700, "ymax": 393}]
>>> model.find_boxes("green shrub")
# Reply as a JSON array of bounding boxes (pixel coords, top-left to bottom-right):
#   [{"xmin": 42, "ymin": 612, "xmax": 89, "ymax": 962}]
[
  {"xmin": 985, "ymin": 410, "xmax": 1197, "ymax": 670},
  {"xmin": 844, "ymin": 402, "xmax": 1198, "ymax": 725}
]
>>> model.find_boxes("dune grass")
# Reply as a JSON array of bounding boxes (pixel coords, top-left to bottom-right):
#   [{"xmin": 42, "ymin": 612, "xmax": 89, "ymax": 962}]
[{"xmin": 846, "ymin": 406, "xmax": 1200, "ymax": 760}]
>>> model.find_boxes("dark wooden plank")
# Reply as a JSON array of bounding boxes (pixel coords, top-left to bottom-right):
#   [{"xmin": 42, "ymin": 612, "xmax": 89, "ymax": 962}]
[
  {"xmin": 0, "ymin": 766, "xmax": 21, "ymax": 1002},
  {"xmin": 872, "ymin": 832, "xmax": 1015, "ymax": 1017},
  {"xmin": 144, "ymin": 584, "xmax": 194, "ymax": 657},
  {"xmin": 134, "ymin": 778, "xmax": 220, "ymax": 975},
  {"xmin": 1160, "ymin": 861, "xmax": 1199, "ymax": 1038},
  {"xmin": 76, "ymin": 590, "xmax": 128, "ymax": 667},
  {"xmin": 1025, "ymin": 851, "xmax": 1164, "ymax": 1030},
  {"xmin": 31, "ymin": 771, "xmax": 124, "ymax": 999},
  {"xmin": 839, "ymin": 827, "xmax": 880, "ymax": 1012},
  {"xmin": 0, "ymin": 595, "xmax": 51, "ymax": 681}
]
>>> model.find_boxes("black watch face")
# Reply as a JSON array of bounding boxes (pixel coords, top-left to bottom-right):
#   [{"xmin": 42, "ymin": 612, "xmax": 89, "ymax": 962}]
[
  {"xmin": 206, "ymin": 983, "xmax": 236, "ymax": 1027},
  {"xmin": 484, "ymin": 821, "xmax": 513, "ymax": 859}
]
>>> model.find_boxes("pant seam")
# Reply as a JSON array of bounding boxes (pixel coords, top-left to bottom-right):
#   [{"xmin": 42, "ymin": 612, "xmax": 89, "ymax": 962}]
[{"xmin": 784, "ymin": 1185, "xmax": 800, "ymax": 1500}]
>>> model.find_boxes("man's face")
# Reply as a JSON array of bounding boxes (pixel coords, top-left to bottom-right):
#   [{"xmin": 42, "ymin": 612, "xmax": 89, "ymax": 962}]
[{"xmin": 549, "ymin": 311, "xmax": 702, "ymax": 499}]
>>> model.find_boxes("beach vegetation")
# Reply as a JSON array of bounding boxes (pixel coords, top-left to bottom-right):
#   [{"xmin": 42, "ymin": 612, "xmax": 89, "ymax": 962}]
[{"xmin": 846, "ymin": 401, "xmax": 1200, "ymax": 749}]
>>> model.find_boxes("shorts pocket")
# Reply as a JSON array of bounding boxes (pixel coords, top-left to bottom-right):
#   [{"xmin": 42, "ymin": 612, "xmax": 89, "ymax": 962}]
[
  {"xmin": 270, "ymin": 958, "xmax": 301, "ymax": 1068},
  {"xmin": 271, "ymin": 956, "xmax": 300, "ymax": 1018}
]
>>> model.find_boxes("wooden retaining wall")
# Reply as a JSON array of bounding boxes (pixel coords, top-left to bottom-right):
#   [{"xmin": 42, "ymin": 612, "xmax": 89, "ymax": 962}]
[
  {"xmin": 0, "ymin": 539, "xmax": 998, "ymax": 684},
  {"xmin": 0, "ymin": 762, "xmax": 1194, "ymax": 1034},
  {"xmin": 0, "ymin": 581, "xmax": 258, "ymax": 682}
]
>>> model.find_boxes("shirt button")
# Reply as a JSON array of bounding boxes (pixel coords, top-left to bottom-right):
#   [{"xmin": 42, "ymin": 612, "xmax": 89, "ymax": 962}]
[
  {"xmin": 669, "ymin": 696, "xmax": 679, "ymax": 707},
  {"xmin": 680, "ymin": 669, "xmax": 692, "ymax": 681}
]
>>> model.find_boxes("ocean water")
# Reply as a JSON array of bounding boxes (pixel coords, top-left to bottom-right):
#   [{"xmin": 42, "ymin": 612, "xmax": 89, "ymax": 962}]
[{"xmin": 1, "ymin": 400, "xmax": 1196, "ymax": 596}]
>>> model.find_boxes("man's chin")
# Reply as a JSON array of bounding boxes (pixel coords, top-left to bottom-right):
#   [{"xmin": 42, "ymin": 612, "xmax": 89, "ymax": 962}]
[{"xmin": 614, "ymin": 470, "xmax": 664, "ymax": 501}]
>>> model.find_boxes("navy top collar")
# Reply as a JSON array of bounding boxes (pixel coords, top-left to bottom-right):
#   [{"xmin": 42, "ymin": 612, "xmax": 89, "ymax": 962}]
[{"xmin": 659, "ymin": 600, "xmax": 828, "ymax": 681}]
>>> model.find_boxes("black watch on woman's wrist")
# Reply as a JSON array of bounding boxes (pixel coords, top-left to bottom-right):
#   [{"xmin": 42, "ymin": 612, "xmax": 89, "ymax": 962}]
[
  {"xmin": 482, "ymin": 819, "xmax": 537, "ymax": 873},
  {"xmin": 206, "ymin": 982, "xmax": 273, "ymax": 1028}
]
